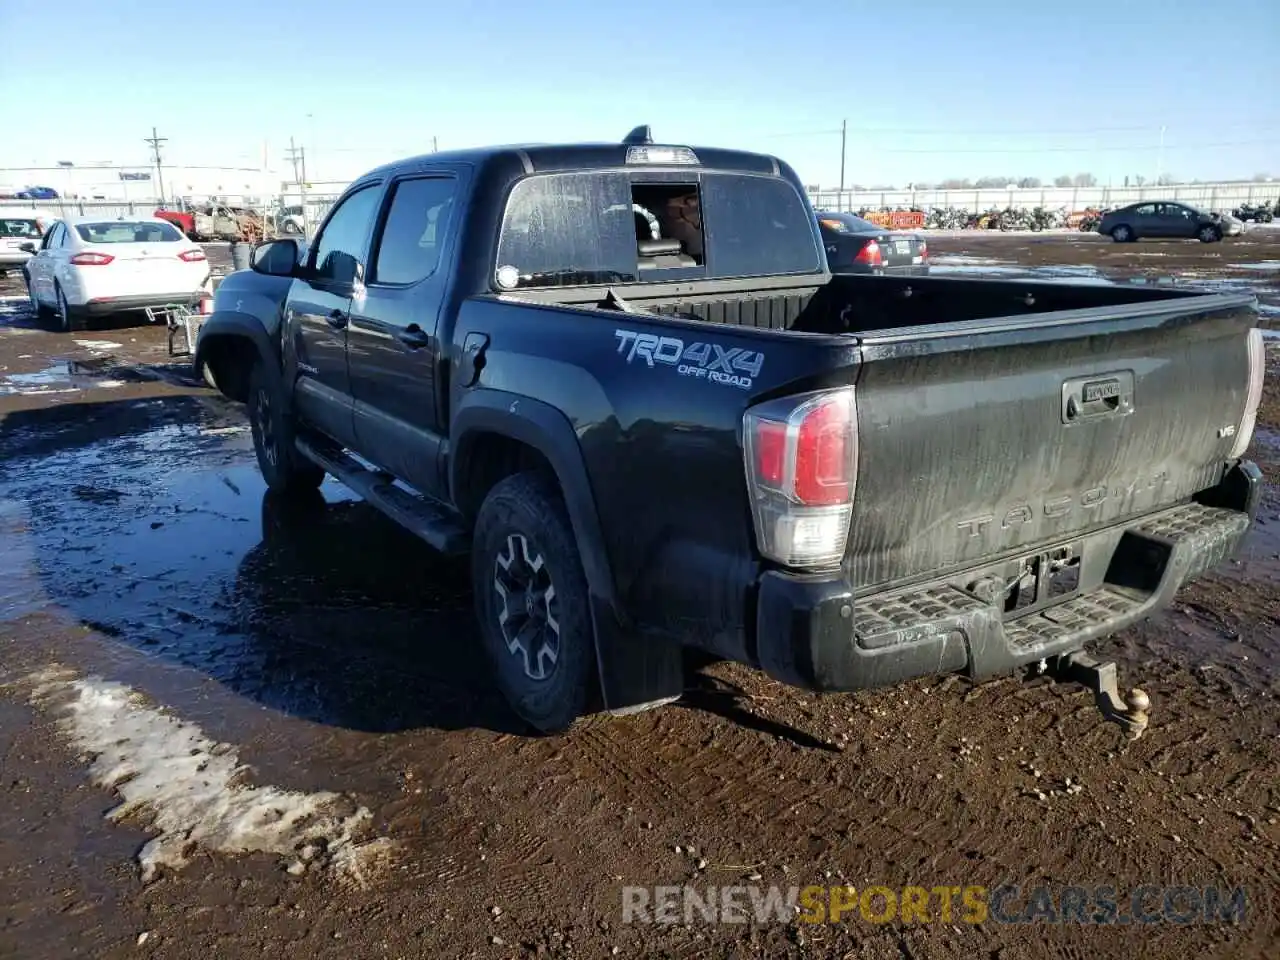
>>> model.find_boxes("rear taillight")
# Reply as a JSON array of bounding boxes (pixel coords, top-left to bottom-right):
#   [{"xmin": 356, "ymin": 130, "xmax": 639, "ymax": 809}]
[
  {"xmin": 1228, "ymin": 328, "xmax": 1265, "ymax": 459},
  {"xmin": 855, "ymin": 240, "xmax": 882, "ymax": 267},
  {"xmin": 918, "ymin": 239, "xmax": 928, "ymax": 261},
  {"xmin": 743, "ymin": 387, "xmax": 857, "ymax": 568},
  {"xmin": 70, "ymin": 252, "xmax": 114, "ymax": 266},
  {"xmin": 179, "ymin": 249, "xmax": 207, "ymax": 262}
]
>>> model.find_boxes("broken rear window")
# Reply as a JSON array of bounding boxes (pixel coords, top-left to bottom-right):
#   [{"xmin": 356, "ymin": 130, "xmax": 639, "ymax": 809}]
[{"xmin": 495, "ymin": 170, "xmax": 822, "ymax": 289}]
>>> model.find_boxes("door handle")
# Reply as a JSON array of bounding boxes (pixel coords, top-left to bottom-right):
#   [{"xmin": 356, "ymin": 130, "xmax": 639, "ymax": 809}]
[
  {"xmin": 396, "ymin": 324, "xmax": 431, "ymax": 349},
  {"xmin": 326, "ymin": 309, "xmax": 347, "ymax": 329}
]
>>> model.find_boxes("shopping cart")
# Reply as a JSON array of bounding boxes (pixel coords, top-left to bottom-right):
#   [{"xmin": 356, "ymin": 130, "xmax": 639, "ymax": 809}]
[{"xmin": 145, "ymin": 302, "xmax": 207, "ymax": 357}]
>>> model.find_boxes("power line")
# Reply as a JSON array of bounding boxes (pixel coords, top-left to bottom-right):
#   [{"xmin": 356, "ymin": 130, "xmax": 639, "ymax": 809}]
[
  {"xmin": 143, "ymin": 126, "xmax": 167, "ymax": 205},
  {"xmin": 762, "ymin": 122, "xmax": 1270, "ymax": 139},
  {"xmin": 869, "ymin": 139, "xmax": 1280, "ymax": 155}
]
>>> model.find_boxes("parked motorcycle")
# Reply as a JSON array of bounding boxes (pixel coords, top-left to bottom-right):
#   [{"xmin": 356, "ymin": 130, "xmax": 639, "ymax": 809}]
[{"xmin": 1232, "ymin": 202, "xmax": 1274, "ymax": 224}]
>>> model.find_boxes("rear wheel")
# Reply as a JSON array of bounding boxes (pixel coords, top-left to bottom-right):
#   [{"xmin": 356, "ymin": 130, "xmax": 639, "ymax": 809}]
[
  {"xmin": 472, "ymin": 472, "xmax": 595, "ymax": 734},
  {"xmin": 1110, "ymin": 224, "xmax": 1133, "ymax": 243},
  {"xmin": 55, "ymin": 284, "xmax": 86, "ymax": 333},
  {"xmin": 247, "ymin": 361, "xmax": 325, "ymax": 495}
]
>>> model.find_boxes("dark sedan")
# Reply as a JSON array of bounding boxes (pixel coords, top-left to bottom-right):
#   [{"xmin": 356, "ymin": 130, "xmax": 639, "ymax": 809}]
[
  {"xmin": 816, "ymin": 211, "xmax": 929, "ymax": 275},
  {"xmin": 1098, "ymin": 201, "xmax": 1243, "ymax": 243}
]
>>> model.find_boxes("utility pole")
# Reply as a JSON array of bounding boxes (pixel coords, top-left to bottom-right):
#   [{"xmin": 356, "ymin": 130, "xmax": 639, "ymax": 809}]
[
  {"xmin": 432, "ymin": 135, "xmax": 439, "ymax": 153},
  {"xmin": 1155, "ymin": 125, "xmax": 1166, "ymax": 184},
  {"xmin": 285, "ymin": 137, "xmax": 304, "ymax": 185},
  {"xmin": 284, "ymin": 138, "xmax": 310, "ymax": 235},
  {"xmin": 838, "ymin": 119, "xmax": 847, "ymax": 198},
  {"xmin": 144, "ymin": 126, "xmax": 168, "ymax": 206}
]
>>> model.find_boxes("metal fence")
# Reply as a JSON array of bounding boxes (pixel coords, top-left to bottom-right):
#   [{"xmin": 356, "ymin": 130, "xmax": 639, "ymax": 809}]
[
  {"xmin": 7, "ymin": 178, "xmax": 1277, "ymax": 239},
  {"xmin": 0, "ymin": 198, "xmax": 162, "ymax": 219},
  {"xmin": 808, "ymin": 181, "xmax": 1280, "ymax": 214}
]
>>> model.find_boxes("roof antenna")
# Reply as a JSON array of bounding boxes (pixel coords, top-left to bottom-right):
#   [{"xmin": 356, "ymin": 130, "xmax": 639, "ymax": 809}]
[{"xmin": 623, "ymin": 125, "xmax": 653, "ymax": 145}]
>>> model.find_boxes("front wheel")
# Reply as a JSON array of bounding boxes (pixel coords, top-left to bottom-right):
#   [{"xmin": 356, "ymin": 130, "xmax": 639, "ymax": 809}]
[
  {"xmin": 1110, "ymin": 224, "xmax": 1133, "ymax": 243},
  {"xmin": 1198, "ymin": 225, "xmax": 1222, "ymax": 243},
  {"xmin": 472, "ymin": 472, "xmax": 596, "ymax": 733},
  {"xmin": 247, "ymin": 361, "xmax": 325, "ymax": 495},
  {"xmin": 24, "ymin": 272, "xmax": 48, "ymax": 319}
]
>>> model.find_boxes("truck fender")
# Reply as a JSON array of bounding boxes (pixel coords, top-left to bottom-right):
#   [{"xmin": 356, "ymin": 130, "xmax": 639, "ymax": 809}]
[
  {"xmin": 193, "ymin": 311, "xmax": 280, "ymax": 404},
  {"xmin": 450, "ymin": 390, "xmax": 684, "ymax": 715}
]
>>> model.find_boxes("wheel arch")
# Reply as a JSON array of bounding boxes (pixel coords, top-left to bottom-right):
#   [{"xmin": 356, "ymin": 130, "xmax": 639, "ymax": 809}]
[
  {"xmin": 450, "ymin": 390, "xmax": 618, "ymax": 617},
  {"xmin": 451, "ymin": 391, "xmax": 684, "ymax": 716},
  {"xmin": 193, "ymin": 311, "xmax": 279, "ymax": 403}
]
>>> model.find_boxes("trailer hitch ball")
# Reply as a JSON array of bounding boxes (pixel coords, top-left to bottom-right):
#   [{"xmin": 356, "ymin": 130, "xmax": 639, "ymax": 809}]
[{"xmin": 1050, "ymin": 652, "xmax": 1151, "ymax": 741}]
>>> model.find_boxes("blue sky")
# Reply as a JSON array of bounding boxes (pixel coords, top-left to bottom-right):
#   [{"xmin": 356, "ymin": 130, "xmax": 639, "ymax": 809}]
[{"xmin": 2, "ymin": 0, "xmax": 1277, "ymax": 187}]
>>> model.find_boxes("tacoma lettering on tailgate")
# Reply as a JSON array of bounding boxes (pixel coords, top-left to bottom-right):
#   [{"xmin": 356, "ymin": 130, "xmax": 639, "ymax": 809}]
[{"xmin": 958, "ymin": 471, "xmax": 1171, "ymax": 539}]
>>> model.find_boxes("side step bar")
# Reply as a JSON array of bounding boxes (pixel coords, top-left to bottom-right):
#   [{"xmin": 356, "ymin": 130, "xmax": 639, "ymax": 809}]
[{"xmin": 295, "ymin": 438, "xmax": 471, "ymax": 556}]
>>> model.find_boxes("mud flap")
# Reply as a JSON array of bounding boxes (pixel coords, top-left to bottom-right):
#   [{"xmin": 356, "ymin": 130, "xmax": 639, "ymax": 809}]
[{"xmin": 589, "ymin": 596, "xmax": 684, "ymax": 716}]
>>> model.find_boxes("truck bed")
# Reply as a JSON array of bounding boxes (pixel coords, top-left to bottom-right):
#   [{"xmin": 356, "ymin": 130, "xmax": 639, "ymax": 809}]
[
  {"xmin": 527, "ymin": 272, "xmax": 1213, "ymax": 339},
  {"xmin": 501, "ymin": 272, "xmax": 1259, "ymax": 639}
]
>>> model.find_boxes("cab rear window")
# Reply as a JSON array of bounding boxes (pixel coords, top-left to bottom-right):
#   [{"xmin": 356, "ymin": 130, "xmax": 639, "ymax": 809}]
[
  {"xmin": 495, "ymin": 171, "xmax": 820, "ymax": 289},
  {"xmin": 0, "ymin": 219, "xmax": 42, "ymax": 239}
]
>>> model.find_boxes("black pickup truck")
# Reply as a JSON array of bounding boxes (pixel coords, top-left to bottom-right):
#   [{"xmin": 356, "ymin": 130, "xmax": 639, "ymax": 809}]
[{"xmin": 195, "ymin": 126, "xmax": 1265, "ymax": 736}]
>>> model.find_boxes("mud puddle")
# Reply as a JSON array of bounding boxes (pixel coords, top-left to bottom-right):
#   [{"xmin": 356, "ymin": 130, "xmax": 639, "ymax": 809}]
[
  {"xmin": 0, "ymin": 356, "xmax": 148, "ymax": 396},
  {"xmin": 0, "ymin": 396, "xmax": 502, "ymax": 736}
]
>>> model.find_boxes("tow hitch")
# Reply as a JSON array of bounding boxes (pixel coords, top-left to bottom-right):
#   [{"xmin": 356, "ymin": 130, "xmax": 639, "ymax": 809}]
[{"xmin": 1043, "ymin": 651, "xmax": 1151, "ymax": 740}]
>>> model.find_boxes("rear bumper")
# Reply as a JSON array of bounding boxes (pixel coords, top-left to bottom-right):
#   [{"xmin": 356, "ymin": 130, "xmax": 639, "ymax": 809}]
[
  {"xmin": 831, "ymin": 263, "xmax": 930, "ymax": 277},
  {"xmin": 755, "ymin": 461, "xmax": 1261, "ymax": 692},
  {"xmin": 80, "ymin": 293, "xmax": 205, "ymax": 316}
]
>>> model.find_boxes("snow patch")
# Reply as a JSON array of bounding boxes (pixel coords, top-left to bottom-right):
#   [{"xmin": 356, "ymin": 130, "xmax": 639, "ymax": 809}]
[
  {"xmin": 0, "ymin": 385, "xmax": 78, "ymax": 396},
  {"xmin": 21, "ymin": 665, "xmax": 392, "ymax": 886},
  {"xmin": 928, "ymin": 255, "xmax": 1016, "ymax": 266},
  {"xmin": 73, "ymin": 339, "xmax": 124, "ymax": 351}
]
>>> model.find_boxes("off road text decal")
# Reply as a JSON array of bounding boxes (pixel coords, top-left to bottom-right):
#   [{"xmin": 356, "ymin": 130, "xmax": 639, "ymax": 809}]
[{"xmin": 614, "ymin": 329, "xmax": 763, "ymax": 390}]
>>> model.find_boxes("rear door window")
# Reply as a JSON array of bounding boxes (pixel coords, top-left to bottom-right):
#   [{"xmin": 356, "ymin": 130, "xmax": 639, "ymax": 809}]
[{"xmin": 371, "ymin": 177, "xmax": 458, "ymax": 285}]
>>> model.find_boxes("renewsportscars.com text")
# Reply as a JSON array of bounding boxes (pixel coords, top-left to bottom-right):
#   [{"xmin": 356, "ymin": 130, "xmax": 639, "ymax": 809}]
[{"xmin": 621, "ymin": 883, "xmax": 1248, "ymax": 926}]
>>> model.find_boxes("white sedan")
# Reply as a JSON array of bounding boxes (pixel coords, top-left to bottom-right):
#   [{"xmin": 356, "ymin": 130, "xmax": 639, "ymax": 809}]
[
  {"xmin": 0, "ymin": 212, "xmax": 53, "ymax": 273},
  {"xmin": 23, "ymin": 215, "xmax": 212, "ymax": 332}
]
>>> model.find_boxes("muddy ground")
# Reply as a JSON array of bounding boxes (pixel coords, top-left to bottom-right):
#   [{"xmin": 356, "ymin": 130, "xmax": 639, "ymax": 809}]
[{"xmin": 0, "ymin": 232, "xmax": 1278, "ymax": 960}]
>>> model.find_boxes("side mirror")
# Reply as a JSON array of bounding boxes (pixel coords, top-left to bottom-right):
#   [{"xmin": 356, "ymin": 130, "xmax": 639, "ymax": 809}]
[
  {"xmin": 19, "ymin": 242, "xmax": 37, "ymax": 254},
  {"xmin": 251, "ymin": 238, "xmax": 300, "ymax": 277}
]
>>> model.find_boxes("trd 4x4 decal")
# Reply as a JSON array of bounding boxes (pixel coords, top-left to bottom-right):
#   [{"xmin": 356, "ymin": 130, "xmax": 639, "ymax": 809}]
[{"xmin": 613, "ymin": 329, "xmax": 764, "ymax": 390}]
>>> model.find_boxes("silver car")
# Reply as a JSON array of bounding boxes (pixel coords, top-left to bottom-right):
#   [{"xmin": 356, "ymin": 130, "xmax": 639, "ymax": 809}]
[{"xmin": 0, "ymin": 213, "xmax": 52, "ymax": 273}]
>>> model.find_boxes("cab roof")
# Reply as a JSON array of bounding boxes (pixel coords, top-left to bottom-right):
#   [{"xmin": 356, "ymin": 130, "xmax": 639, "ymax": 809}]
[{"xmin": 362, "ymin": 128, "xmax": 785, "ymax": 181}]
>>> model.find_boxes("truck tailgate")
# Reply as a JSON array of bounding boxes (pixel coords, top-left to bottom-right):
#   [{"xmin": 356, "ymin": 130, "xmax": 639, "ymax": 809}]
[{"xmin": 848, "ymin": 294, "xmax": 1260, "ymax": 589}]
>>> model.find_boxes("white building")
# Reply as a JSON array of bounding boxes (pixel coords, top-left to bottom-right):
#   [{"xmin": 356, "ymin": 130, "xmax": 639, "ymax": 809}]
[{"xmin": 0, "ymin": 163, "xmax": 280, "ymax": 205}]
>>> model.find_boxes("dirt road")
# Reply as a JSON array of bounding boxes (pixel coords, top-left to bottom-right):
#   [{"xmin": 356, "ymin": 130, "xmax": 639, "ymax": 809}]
[{"xmin": 1, "ymin": 232, "xmax": 1278, "ymax": 960}]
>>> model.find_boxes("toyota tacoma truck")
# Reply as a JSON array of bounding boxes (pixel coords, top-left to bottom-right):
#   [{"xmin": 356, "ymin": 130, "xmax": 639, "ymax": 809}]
[{"xmin": 195, "ymin": 126, "xmax": 1265, "ymax": 736}]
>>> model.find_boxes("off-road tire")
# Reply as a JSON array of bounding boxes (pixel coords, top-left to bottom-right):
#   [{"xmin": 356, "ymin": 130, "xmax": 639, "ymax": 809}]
[
  {"xmin": 248, "ymin": 361, "xmax": 325, "ymax": 495},
  {"xmin": 472, "ymin": 472, "xmax": 595, "ymax": 734}
]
